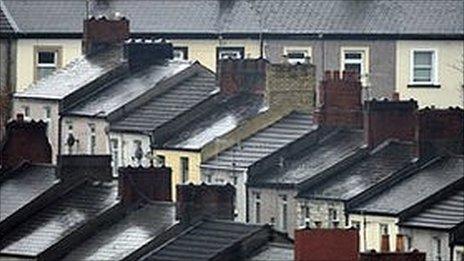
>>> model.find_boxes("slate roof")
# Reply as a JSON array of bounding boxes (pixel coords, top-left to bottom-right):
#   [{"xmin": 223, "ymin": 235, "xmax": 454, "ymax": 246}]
[
  {"xmin": 62, "ymin": 203, "xmax": 176, "ymax": 261},
  {"xmin": 202, "ymin": 112, "xmax": 317, "ymax": 170},
  {"xmin": 1, "ymin": 0, "xmax": 462, "ymax": 36},
  {"xmin": 352, "ymin": 157, "xmax": 464, "ymax": 215},
  {"xmin": 66, "ymin": 60, "xmax": 196, "ymax": 118},
  {"xmin": 110, "ymin": 67, "xmax": 218, "ymax": 132},
  {"xmin": 142, "ymin": 219, "xmax": 264, "ymax": 261},
  {"xmin": 251, "ymin": 129, "xmax": 364, "ymax": 186},
  {"xmin": 0, "ymin": 164, "xmax": 58, "ymax": 223},
  {"xmin": 299, "ymin": 141, "xmax": 415, "ymax": 201},
  {"xmin": 162, "ymin": 95, "xmax": 267, "ymax": 151},
  {"xmin": 14, "ymin": 47, "xmax": 124, "ymax": 100},
  {"xmin": 0, "ymin": 1, "xmax": 15, "ymax": 33},
  {"xmin": 400, "ymin": 188, "xmax": 464, "ymax": 230},
  {"xmin": 0, "ymin": 181, "xmax": 119, "ymax": 257},
  {"xmin": 250, "ymin": 243, "xmax": 294, "ymax": 261}
]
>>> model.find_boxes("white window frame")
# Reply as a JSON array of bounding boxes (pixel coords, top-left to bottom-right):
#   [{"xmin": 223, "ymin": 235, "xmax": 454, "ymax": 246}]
[
  {"xmin": 88, "ymin": 123, "xmax": 96, "ymax": 155},
  {"xmin": 254, "ymin": 192, "xmax": 261, "ymax": 223},
  {"xmin": 299, "ymin": 203, "xmax": 310, "ymax": 228},
  {"xmin": 173, "ymin": 47, "xmax": 188, "ymax": 61},
  {"xmin": 409, "ymin": 48, "xmax": 439, "ymax": 85},
  {"xmin": 284, "ymin": 46, "xmax": 312, "ymax": 65},
  {"xmin": 110, "ymin": 138, "xmax": 120, "ymax": 176},
  {"xmin": 279, "ymin": 195, "xmax": 288, "ymax": 231},
  {"xmin": 217, "ymin": 47, "xmax": 244, "ymax": 60},
  {"xmin": 180, "ymin": 156, "xmax": 189, "ymax": 184},
  {"xmin": 341, "ymin": 47, "xmax": 370, "ymax": 86}
]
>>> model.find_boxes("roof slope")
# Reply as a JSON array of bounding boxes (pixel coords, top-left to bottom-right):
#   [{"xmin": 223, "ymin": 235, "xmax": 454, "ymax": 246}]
[
  {"xmin": 300, "ymin": 142, "xmax": 415, "ymax": 201},
  {"xmin": 352, "ymin": 157, "xmax": 464, "ymax": 215},
  {"xmin": 202, "ymin": 112, "xmax": 317, "ymax": 170},
  {"xmin": 63, "ymin": 203, "xmax": 176, "ymax": 261},
  {"xmin": 0, "ymin": 164, "xmax": 58, "ymax": 223},
  {"xmin": 163, "ymin": 95, "xmax": 266, "ymax": 150},
  {"xmin": 110, "ymin": 68, "xmax": 218, "ymax": 132},
  {"xmin": 2, "ymin": 0, "xmax": 462, "ymax": 36},
  {"xmin": 66, "ymin": 60, "xmax": 195, "ymax": 118},
  {"xmin": 0, "ymin": 182, "xmax": 118, "ymax": 257},
  {"xmin": 0, "ymin": 1, "xmax": 15, "ymax": 33},
  {"xmin": 250, "ymin": 243, "xmax": 294, "ymax": 261},
  {"xmin": 251, "ymin": 129, "xmax": 364, "ymax": 186},
  {"xmin": 143, "ymin": 220, "xmax": 263, "ymax": 261},
  {"xmin": 400, "ymin": 188, "xmax": 464, "ymax": 230}
]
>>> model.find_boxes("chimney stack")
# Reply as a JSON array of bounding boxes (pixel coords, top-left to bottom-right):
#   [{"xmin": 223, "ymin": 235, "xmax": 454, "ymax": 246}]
[
  {"xmin": 381, "ymin": 234, "xmax": 390, "ymax": 252},
  {"xmin": 396, "ymin": 234, "xmax": 405, "ymax": 252},
  {"xmin": 176, "ymin": 183, "xmax": 235, "ymax": 224},
  {"xmin": 58, "ymin": 155, "xmax": 112, "ymax": 183},
  {"xmin": 218, "ymin": 58, "xmax": 267, "ymax": 96},
  {"xmin": 315, "ymin": 70, "xmax": 363, "ymax": 128},
  {"xmin": 118, "ymin": 166, "xmax": 172, "ymax": 205},
  {"xmin": 83, "ymin": 16, "xmax": 130, "ymax": 55},
  {"xmin": 364, "ymin": 99, "xmax": 418, "ymax": 149},
  {"xmin": 124, "ymin": 39, "xmax": 174, "ymax": 70}
]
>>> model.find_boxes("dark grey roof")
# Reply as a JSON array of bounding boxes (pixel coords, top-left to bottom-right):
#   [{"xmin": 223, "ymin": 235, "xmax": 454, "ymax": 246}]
[
  {"xmin": 250, "ymin": 243, "xmax": 294, "ymax": 261},
  {"xmin": 62, "ymin": 203, "xmax": 176, "ymax": 261},
  {"xmin": 163, "ymin": 95, "xmax": 267, "ymax": 150},
  {"xmin": 299, "ymin": 142, "xmax": 415, "ymax": 201},
  {"xmin": 110, "ymin": 68, "xmax": 218, "ymax": 132},
  {"xmin": 2, "ymin": 0, "xmax": 462, "ymax": 36},
  {"xmin": 0, "ymin": 0, "xmax": 16, "ymax": 33},
  {"xmin": 14, "ymin": 47, "xmax": 124, "ymax": 100},
  {"xmin": 0, "ymin": 164, "xmax": 58, "ymax": 223},
  {"xmin": 143, "ymin": 219, "xmax": 263, "ymax": 261},
  {"xmin": 251, "ymin": 129, "xmax": 364, "ymax": 186},
  {"xmin": 352, "ymin": 157, "xmax": 464, "ymax": 215},
  {"xmin": 0, "ymin": 181, "xmax": 118, "ymax": 257},
  {"xmin": 66, "ymin": 60, "xmax": 196, "ymax": 117},
  {"xmin": 400, "ymin": 188, "xmax": 464, "ymax": 230},
  {"xmin": 202, "ymin": 112, "xmax": 317, "ymax": 170}
]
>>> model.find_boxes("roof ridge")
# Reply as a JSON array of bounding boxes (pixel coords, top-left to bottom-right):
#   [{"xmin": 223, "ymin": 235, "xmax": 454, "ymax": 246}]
[{"xmin": 0, "ymin": 0, "xmax": 19, "ymax": 32}]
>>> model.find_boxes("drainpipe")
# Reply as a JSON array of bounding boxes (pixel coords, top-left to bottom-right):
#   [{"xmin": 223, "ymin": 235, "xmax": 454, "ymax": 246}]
[{"xmin": 362, "ymin": 211, "xmax": 367, "ymax": 251}]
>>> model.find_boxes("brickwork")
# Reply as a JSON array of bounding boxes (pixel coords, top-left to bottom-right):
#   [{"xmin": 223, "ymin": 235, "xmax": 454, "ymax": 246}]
[
  {"xmin": 316, "ymin": 70, "xmax": 363, "ymax": 128},
  {"xmin": 118, "ymin": 166, "xmax": 172, "ymax": 205},
  {"xmin": 83, "ymin": 16, "xmax": 130, "ymax": 55},
  {"xmin": 58, "ymin": 155, "xmax": 112, "ymax": 182},
  {"xmin": 218, "ymin": 58, "xmax": 267, "ymax": 96},
  {"xmin": 364, "ymin": 99, "xmax": 418, "ymax": 149},
  {"xmin": 266, "ymin": 63, "xmax": 316, "ymax": 112},
  {"xmin": 359, "ymin": 250, "xmax": 425, "ymax": 261}
]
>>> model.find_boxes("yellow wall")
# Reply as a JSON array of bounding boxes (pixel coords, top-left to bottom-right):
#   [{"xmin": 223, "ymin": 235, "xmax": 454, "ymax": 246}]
[
  {"xmin": 349, "ymin": 214, "xmax": 399, "ymax": 252},
  {"xmin": 154, "ymin": 149, "xmax": 202, "ymax": 200},
  {"xmin": 170, "ymin": 39, "xmax": 261, "ymax": 71},
  {"xmin": 396, "ymin": 40, "xmax": 464, "ymax": 108},
  {"xmin": 16, "ymin": 39, "xmax": 82, "ymax": 92}
]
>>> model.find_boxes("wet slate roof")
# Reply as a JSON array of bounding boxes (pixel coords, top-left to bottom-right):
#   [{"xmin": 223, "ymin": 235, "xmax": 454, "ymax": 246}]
[
  {"xmin": 299, "ymin": 142, "xmax": 415, "ymax": 201},
  {"xmin": 2, "ymin": 0, "xmax": 462, "ymax": 36},
  {"xmin": 202, "ymin": 112, "xmax": 317, "ymax": 170},
  {"xmin": 163, "ymin": 95, "xmax": 267, "ymax": 150},
  {"xmin": 0, "ymin": 1, "xmax": 15, "ymax": 33},
  {"xmin": 251, "ymin": 129, "xmax": 364, "ymax": 186},
  {"xmin": 251, "ymin": 243, "xmax": 294, "ymax": 261},
  {"xmin": 63, "ymin": 203, "xmax": 176, "ymax": 261},
  {"xmin": 110, "ymin": 68, "xmax": 218, "ymax": 132},
  {"xmin": 143, "ymin": 219, "xmax": 263, "ymax": 261},
  {"xmin": 66, "ymin": 60, "xmax": 195, "ymax": 118},
  {"xmin": 352, "ymin": 157, "xmax": 464, "ymax": 215},
  {"xmin": 0, "ymin": 164, "xmax": 58, "ymax": 223},
  {"xmin": 14, "ymin": 47, "xmax": 124, "ymax": 100},
  {"xmin": 400, "ymin": 188, "xmax": 464, "ymax": 230},
  {"xmin": 0, "ymin": 181, "xmax": 119, "ymax": 257}
]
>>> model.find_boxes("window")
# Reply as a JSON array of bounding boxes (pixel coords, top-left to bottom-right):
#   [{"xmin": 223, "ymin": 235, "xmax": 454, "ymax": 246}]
[
  {"xmin": 180, "ymin": 157, "xmax": 189, "ymax": 183},
  {"xmin": 111, "ymin": 139, "xmax": 119, "ymax": 176},
  {"xmin": 133, "ymin": 140, "xmax": 143, "ymax": 164},
  {"xmin": 44, "ymin": 106, "xmax": 51, "ymax": 119},
  {"xmin": 173, "ymin": 47, "xmax": 188, "ymax": 61},
  {"xmin": 206, "ymin": 174, "xmax": 212, "ymax": 183},
  {"xmin": 217, "ymin": 47, "xmax": 245, "ymax": 60},
  {"xmin": 284, "ymin": 47, "xmax": 312, "ymax": 64},
  {"xmin": 411, "ymin": 50, "xmax": 437, "ymax": 85},
  {"xmin": 254, "ymin": 192, "xmax": 261, "ymax": 223},
  {"xmin": 66, "ymin": 121, "xmax": 75, "ymax": 154},
  {"xmin": 328, "ymin": 208, "xmax": 339, "ymax": 228},
  {"xmin": 341, "ymin": 47, "xmax": 369, "ymax": 86},
  {"xmin": 35, "ymin": 46, "xmax": 62, "ymax": 81},
  {"xmin": 279, "ymin": 195, "xmax": 288, "ymax": 231},
  {"xmin": 23, "ymin": 106, "xmax": 30, "ymax": 118},
  {"xmin": 86, "ymin": 124, "xmax": 96, "ymax": 154},
  {"xmin": 299, "ymin": 204, "xmax": 310, "ymax": 228},
  {"xmin": 433, "ymin": 237, "xmax": 442, "ymax": 261},
  {"xmin": 156, "ymin": 154, "xmax": 166, "ymax": 167},
  {"xmin": 379, "ymin": 224, "xmax": 389, "ymax": 235},
  {"xmin": 232, "ymin": 175, "xmax": 238, "ymax": 186},
  {"xmin": 351, "ymin": 221, "xmax": 361, "ymax": 230}
]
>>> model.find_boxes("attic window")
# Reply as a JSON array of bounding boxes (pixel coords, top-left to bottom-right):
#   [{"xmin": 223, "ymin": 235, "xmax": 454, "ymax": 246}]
[{"xmin": 34, "ymin": 46, "xmax": 62, "ymax": 81}]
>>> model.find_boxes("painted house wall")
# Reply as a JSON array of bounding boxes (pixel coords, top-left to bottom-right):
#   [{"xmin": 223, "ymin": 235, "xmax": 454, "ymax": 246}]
[
  {"xmin": 155, "ymin": 149, "xmax": 202, "ymax": 200},
  {"xmin": 396, "ymin": 40, "xmax": 464, "ymax": 108},
  {"xmin": 296, "ymin": 198, "xmax": 346, "ymax": 230},
  {"xmin": 60, "ymin": 116, "xmax": 108, "ymax": 156},
  {"xmin": 349, "ymin": 214, "xmax": 399, "ymax": 252},
  {"xmin": 400, "ymin": 227, "xmax": 452, "ymax": 261},
  {"xmin": 15, "ymin": 39, "xmax": 82, "ymax": 92},
  {"xmin": 109, "ymin": 131, "xmax": 151, "ymax": 167}
]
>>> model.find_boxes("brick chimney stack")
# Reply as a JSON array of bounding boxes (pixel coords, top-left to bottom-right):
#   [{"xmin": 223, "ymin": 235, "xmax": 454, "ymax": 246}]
[
  {"xmin": 364, "ymin": 99, "xmax": 418, "ymax": 149},
  {"xmin": 58, "ymin": 155, "xmax": 112, "ymax": 183},
  {"xmin": 83, "ymin": 16, "xmax": 130, "ymax": 55},
  {"xmin": 218, "ymin": 58, "xmax": 267, "ymax": 96},
  {"xmin": 118, "ymin": 166, "xmax": 172, "ymax": 205},
  {"xmin": 315, "ymin": 70, "xmax": 363, "ymax": 128},
  {"xmin": 123, "ymin": 39, "xmax": 174, "ymax": 70},
  {"xmin": 381, "ymin": 234, "xmax": 390, "ymax": 252},
  {"xmin": 176, "ymin": 183, "xmax": 235, "ymax": 224}
]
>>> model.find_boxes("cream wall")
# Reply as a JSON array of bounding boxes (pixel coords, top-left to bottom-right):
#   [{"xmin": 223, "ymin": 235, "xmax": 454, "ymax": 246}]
[
  {"xmin": 16, "ymin": 39, "xmax": 82, "ymax": 92},
  {"xmin": 154, "ymin": 149, "xmax": 202, "ymax": 200},
  {"xmin": 349, "ymin": 214, "xmax": 399, "ymax": 252},
  {"xmin": 170, "ymin": 39, "xmax": 261, "ymax": 71},
  {"xmin": 396, "ymin": 40, "xmax": 464, "ymax": 108},
  {"xmin": 60, "ymin": 116, "xmax": 108, "ymax": 156},
  {"xmin": 109, "ymin": 132, "xmax": 151, "ymax": 169}
]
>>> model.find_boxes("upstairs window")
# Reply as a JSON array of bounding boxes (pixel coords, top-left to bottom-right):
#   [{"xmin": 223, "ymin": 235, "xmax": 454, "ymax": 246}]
[
  {"xmin": 433, "ymin": 237, "xmax": 442, "ymax": 261},
  {"xmin": 279, "ymin": 195, "xmax": 288, "ymax": 231},
  {"xmin": 284, "ymin": 47, "xmax": 312, "ymax": 64},
  {"xmin": 217, "ymin": 47, "xmax": 245, "ymax": 60},
  {"xmin": 110, "ymin": 139, "xmax": 119, "ymax": 176},
  {"xmin": 254, "ymin": 192, "xmax": 261, "ymax": 223},
  {"xmin": 411, "ymin": 50, "xmax": 437, "ymax": 85},
  {"xmin": 341, "ymin": 47, "xmax": 369, "ymax": 86},
  {"xmin": 35, "ymin": 47, "xmax": 62, "ymax": 81},
  {"xmin": 328, "ymin": 208, "xmax": 339, "ymax": 228},
  {"xmin": 180, "ymin": 157, "xmax": 189, "ymax": 183},
  {"xmin": 88, "ymin": 123, "xmax": 96, "ymax": 155},
  {"xmin": 173, "ymin": 47, "xmax": 188, "ymax": 61}
]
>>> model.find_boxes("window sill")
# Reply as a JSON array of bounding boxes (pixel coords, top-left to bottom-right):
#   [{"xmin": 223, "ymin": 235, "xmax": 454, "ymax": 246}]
[{"xmin": 407, "ymin": 83, "xmax": 441, "ymax": 88}]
